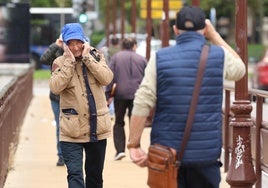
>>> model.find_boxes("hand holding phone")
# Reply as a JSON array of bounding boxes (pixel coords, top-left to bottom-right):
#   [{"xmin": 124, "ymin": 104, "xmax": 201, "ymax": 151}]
[
  {"xmin": 82, "ymin": 42, "xmax": 90, "ymax": 56},
  {"xmin": 82, "ymin": 42, "xmax": 100, "ymax": 62},
  {"xmin": 90, "ymin": 48, "xmax": 101, "ymax": 62},
  {"xmin": 63, "ymin": 43, "xmax": 75, "ymax": 62}
]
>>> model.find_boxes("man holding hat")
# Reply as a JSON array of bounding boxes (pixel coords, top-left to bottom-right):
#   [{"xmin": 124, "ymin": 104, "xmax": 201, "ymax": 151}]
[
  {"xmin": 49, "ymin": 23, "xmax": 113, "ymax": 188},
  {"xmin": 127, "ymin": 6, "xmax": 246, "ymax": 188}
]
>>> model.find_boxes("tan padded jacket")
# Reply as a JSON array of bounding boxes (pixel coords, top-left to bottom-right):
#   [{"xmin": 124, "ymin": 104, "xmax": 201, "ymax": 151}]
[{"xmin": 49, "ymin": 54, "xmax": 113, "ymax": 143}]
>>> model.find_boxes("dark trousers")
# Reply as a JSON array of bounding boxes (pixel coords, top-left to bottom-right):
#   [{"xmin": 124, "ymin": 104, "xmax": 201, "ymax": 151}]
[
  {"xmin": 113, "ymin": 98, "xmax": 133, "ymax": 154},
  {"xmin": 60, "ymin": 140, "xmax": 107, "ymax": 188},
  {"xmin": 178, "ymin": 162, "xmax": 221, "ymax": 188}
]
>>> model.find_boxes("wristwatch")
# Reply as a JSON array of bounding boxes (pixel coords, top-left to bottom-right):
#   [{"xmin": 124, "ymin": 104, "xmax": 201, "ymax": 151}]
[{"xmin": 127, "ymin": 143, "xmax": 140, "ymax": 149}]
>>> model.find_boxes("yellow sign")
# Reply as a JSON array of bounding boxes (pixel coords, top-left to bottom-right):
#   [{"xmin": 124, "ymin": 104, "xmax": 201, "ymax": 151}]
[
  {"xmin": 140, "ymin": 9, "xmax": 180, "ymax": 19},
  {"xmin": 140, "ymin": 0, "xmax": 183, "ymax": 19},
  {"xmin": 140, "ymin": 9, "xmax": 163, "ymax": 19},
  {"xmin": 140, "ymin": 0, "xmax": 183, "ymax": 10}
]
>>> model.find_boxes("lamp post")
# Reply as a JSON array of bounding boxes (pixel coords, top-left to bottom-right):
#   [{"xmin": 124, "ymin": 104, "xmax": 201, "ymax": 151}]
[
  {"xmin": 226, "ymin": 0, "xmax": 256, "ymax": 187},
  {"xmin": 60, "ymin": 0, "xmax": 65, "ymax": 29}
]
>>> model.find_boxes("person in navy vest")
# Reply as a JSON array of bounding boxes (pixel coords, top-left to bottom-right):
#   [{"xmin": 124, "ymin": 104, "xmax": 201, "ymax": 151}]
[
  {"xmin": 49, "ymin": 23, "xmax": 113, "ymax": 188},
  {"xmin": 127, "ymin": 6, "xmax": 246, "ymax": 188}
]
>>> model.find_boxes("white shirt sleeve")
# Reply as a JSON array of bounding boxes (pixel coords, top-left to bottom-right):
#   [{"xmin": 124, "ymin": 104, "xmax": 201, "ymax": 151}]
[
  {"xmin": 132, "ymin": 52, "xmax": 157, "ymax": 116},
  {"xmin": 132, "ymin": 47, "xmax": 246, "ymax": 117},
  {"xmin": 223, "ymin": 47, "xmax": 246, "ymax": 81}
]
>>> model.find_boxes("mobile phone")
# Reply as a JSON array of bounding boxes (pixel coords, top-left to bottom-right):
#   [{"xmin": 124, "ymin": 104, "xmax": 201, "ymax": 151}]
[{"xmin": 90, "ymin": 48, "xmax": 100, "ymax": 62}]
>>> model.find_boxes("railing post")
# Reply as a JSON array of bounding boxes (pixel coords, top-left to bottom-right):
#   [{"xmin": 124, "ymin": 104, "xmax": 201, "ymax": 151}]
[
  {"xmin": 146, "ymin": 0, "xmax": 152, "ymax": 61},
  {"xmin": 120, "ymin": 0, "xmax": 125, "ymax": 40},
  {"xmin": 161, "ymin": 0, "xmax": 169, "ymax": 47},
  {"xmin": 224, "ymin": 90, "xmax": 231, "ymax": 172},
  {"xmin": 226, "ymin": 0, "xmax": 257, "ymax": 187},
  {"xmin": 131, "ymin": 0, "xmax": 136, "ymax": 33},
  {"xmin": 112, "ymin": 0, "xmax": 116, "ymax": 35},
  {"xmin": 255, "ymin": 96, "xmax": 263, "ymax": 188}
]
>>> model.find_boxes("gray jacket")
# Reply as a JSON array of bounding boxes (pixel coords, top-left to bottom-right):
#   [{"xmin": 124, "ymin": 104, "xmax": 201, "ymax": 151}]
[{"xmin": 40, "ymin": 43, "xmax": 63, "ymax": 102}]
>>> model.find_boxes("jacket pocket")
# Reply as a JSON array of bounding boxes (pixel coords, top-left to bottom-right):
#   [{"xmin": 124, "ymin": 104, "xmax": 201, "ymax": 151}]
[
  {"xmin": 96, "ymin": 112, "xmax": 111, "ymax": 135},
  {"xmin": 60, "ymin": 108, "xmax": 80, "ymax": 138},
  {"xmin": 62, "ymin": 108, "xmax": 78, "ymax": 115}
]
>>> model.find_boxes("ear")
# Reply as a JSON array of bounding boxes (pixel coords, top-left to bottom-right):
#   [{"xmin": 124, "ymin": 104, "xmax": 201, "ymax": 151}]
[{"xmin": 173, "ymin": 25, "xmax": 180, "ymax": 35}]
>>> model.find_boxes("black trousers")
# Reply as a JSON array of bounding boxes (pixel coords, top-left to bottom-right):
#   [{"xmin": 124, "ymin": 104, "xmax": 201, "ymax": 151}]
[
  {"xmin": 61, "ymin": 140, "xmax": 107, "ymax": 188},
  {"xmin": 178, "ymin": 162, "xmax": 222, "ymax": 188},
  {"xmin": 113, "ymin": 98, "xmax": 133, "ymax": 154}
]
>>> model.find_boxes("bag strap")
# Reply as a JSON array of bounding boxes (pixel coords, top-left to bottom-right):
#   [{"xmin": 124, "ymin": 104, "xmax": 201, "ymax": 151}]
[{"xmin": 176, "ymin": 45, "xmax": 210, "ymax": 162}]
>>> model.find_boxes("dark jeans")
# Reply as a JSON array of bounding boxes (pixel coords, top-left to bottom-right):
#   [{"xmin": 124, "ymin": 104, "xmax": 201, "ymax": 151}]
[
  {"xmin": 50, "ymin": 99, "xmax": 62, "ymax": 158},
  {"xmin": 61, "ymin": 140, "xmax": 107, "ymax": 188},
  {"xmin": 113, "ymin": 98, "xmax": 133, "ymax": 154},
  {"xmin": 178, "ymin": 162, "xmax": 221, "ymax": 188}
]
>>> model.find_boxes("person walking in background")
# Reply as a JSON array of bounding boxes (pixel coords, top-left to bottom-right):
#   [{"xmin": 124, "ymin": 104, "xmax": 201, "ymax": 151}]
[
  {"xmin": 127, "ymin": 6, "xmax": 246, "ymax": 188},
  {"xmin": 106, "ymin": 37, "xmax": 147, "ymax": 161},
  {"xmin": 106, "ymin": 36, "xmax": 120, "ymax": 119},
  {"xmin": 49, "ymin": 23, "xmax": 113, "ymax": 188},
  {"xmin": 40, "ymin": 36, "xmax": 64, "ymax": 166},
  {"xmin": 107, "ymin": 36, "xmax": 120, "ymax": 63},
  {"xmin": 101, "ymin": 36, "xmax": 120, "ymax": 66}
]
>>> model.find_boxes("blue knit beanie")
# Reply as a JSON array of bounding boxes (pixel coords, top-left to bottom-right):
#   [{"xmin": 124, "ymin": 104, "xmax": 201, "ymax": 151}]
[{"xmin": 61, "ymin": 23, "xmax": 88, "ymax": 43}]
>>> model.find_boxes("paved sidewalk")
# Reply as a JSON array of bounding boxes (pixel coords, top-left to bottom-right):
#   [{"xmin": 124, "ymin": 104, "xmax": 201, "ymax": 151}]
[{"xmin": 4, "ymin": 80, "xmax": 229, "ymax": 188}]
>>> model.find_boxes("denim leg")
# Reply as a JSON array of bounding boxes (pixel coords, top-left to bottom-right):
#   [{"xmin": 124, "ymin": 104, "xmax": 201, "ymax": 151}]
[
  {"xmin": 84, "ymin": 139, "xmax": 107, "ymax": 188},
  {"xmin": 50, "ymin": 99, "xmax": 62, "ymax": 158},
  {"xmin": 61, "ymin": 141, "xmax": 85, "ymax": 188},
  {"xmin": 109, "ymin": 100, "xmax": 115, "ymax": 115}
]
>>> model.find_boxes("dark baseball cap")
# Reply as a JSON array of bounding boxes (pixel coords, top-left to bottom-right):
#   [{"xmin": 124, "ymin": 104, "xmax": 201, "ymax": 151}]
[{"xmin": 176, "ymin": 6, "xmax": 206, "ymax": 31}]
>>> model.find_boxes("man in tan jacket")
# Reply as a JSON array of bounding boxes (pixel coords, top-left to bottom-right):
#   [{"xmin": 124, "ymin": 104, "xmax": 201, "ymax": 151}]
[{"xmin": 49, "ymin": 23, "xmax": 113, "ymax": 188}]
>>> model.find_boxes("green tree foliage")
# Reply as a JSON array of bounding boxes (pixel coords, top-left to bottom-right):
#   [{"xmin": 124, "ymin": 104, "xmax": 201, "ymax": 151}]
[{"xmin": 30, "ymin": 0, "xmax": 72, "ymax": 7}]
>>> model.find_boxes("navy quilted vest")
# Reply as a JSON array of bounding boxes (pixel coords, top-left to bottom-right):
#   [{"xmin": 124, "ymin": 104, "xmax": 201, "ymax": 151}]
[{"xmin": 151, "ymin": 32, "xmax": 224, "ymax": 165}]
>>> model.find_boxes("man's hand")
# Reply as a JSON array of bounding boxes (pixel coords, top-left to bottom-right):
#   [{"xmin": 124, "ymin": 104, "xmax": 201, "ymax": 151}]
[
  {"xmin": 129, "ymin": 147, "xmax": 148, "ymax": 167},
  {"xmin": 204, "ymin": 19, "xmax": 217, "ymax": 41},
  {"xmin": 82, "ymin": 42, "xmax": 91, "ymax": 57},
  {"xmin": 63, "ymin": 43, "xmax": 75, "ymax": 63},
  {"xmin": 55, "ymin": 38, "xmax": 63, "ymax": 49},
  {"xmin": 107, "ymin": 97, "xmax": 113, "ymax": 106}
]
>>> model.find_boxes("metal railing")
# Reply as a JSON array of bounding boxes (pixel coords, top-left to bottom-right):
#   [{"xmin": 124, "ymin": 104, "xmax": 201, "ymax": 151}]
[{"xmin": 0, "ymin": 65, "xmax": 33, "ymax": 187}]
